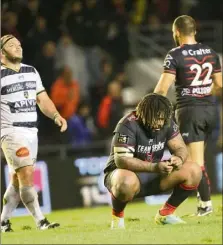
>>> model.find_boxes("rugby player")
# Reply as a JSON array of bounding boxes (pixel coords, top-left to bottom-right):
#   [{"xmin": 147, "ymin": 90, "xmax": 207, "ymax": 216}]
[
  {"xmin": 104, "ymin": 93, "xmax": 201, "ymax": 228},
  {"xmin": 154, "ymin": 15, "xmax": 222, "ymax": 216},
  {"xmin": 1, "ymin": 35, "xmax": 67, "ymax": 232}
]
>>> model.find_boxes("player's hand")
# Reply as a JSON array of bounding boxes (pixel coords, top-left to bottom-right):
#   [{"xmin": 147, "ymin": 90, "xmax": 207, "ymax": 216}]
[
  {"xmin": 155, "ymin": 161, "xmax": 173, "ymax": 175},
  {"xmin": 54, "ymin": 114, "xmax": 67, "ymax": 132},
  {"xmin": 170, "ymin": 155, "xmax": 183, "ymax": 170}
]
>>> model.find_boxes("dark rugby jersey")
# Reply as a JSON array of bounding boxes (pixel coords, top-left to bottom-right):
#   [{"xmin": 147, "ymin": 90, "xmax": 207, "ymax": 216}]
[
  {"xmin": 163, "ymin": 43, "xmax": 222, "ymax": 108},
  {"xmin": 104, "ymin": 111, "xmax": 179, "ymax": 173}
]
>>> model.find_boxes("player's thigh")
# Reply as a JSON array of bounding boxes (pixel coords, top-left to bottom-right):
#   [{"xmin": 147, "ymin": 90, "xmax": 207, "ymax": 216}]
[
  {"xmin": 135, "ymin": 172, "xmax": 161, "ymax": 197},
  {"xmin": 104, "ymin": 169, "xmax": 140, "ymax": 195},
  {"xmin": 160, "ymin": 160, "xmax": 201, "ymax": 191},
  {"xmin": 1, "ymin": 132, "xmax": 37, "ymax": 173},
  {"xmin": 175, "ymin": 106, "xmax": 206, "ymax": 144},
  {"xmin": 204, "ymin": 105, "xmax": 218, "ymax": 136}
]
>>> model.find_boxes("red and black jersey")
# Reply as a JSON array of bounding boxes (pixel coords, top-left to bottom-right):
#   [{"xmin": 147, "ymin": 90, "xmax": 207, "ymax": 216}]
[
  {"xmin": 163, "ymin": 43, "xmax": 222, "ymax": 108},
  {"xmin": 104, "ymin": 111, "xmax": 179, "ymax": 173}
]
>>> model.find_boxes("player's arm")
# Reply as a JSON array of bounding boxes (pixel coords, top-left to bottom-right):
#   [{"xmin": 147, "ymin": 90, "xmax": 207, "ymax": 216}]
[
  {"xmin": 154, "ymin": 51, "xmax": 177, "ymax": 96},
  {"xmin": 37, "ymin": 91, "xmax": 67, "ymax": 132},
  {"xmin": 114, "ymin": 126, "xmax": 172, "ymax": 174},
  {"xmin": 212, "ymin": 72, "xmax": 222, "ymax": 88},
  {"xmin": 167, "ymin": 133, "xmax": 188, "ymax": 169},
  {"xmin": 154, "ymin": 73, "xmax": 176, "ymax": 96},
  {"xmin": 212, "ymin": 53, "xmax": 222, "ymax": 93}
]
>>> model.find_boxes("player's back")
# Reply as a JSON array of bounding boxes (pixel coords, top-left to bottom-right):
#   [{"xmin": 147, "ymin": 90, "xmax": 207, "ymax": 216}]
[{"xmin": 164, "ymin": 43, "xmax": 221, "ymax": 109}]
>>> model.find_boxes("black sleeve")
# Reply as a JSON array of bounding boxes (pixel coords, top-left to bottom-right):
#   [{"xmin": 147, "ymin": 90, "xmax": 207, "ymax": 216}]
[
  {"xmin": 113, "ymin": 123, "xmax": 136, "ymax": 147},
  {"xmin": 163, "ymin": 51, "xmax": 178, "ymax": 75},
  {"xmin": 166, "ymin": 120, "xmax": 180, "ymax": 141}
]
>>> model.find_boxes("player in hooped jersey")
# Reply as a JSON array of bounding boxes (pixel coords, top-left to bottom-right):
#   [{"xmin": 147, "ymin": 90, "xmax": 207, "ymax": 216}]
[
  {"xmin": 154, "ymin": 15, "xmax": 222, "ymax": 216},
  {"xmin": 104, "ymin": 94, "xmax": 201, "ymax": 228},
  {"xmin": 1, "ymin": 35, "xmax": 67, "ymax": 231}
]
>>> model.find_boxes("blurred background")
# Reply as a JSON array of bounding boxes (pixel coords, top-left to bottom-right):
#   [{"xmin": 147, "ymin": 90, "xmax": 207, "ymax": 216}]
[{"xmin": 1, "ymin": 0, "xmax": 222, "ymax": 214}]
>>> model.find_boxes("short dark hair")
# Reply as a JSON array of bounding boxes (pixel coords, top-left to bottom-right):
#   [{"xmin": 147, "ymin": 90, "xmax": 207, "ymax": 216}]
[
  {"xmin": 136, "ymin": 93, "xmax": 173, "ymax": 127},
  {"xmin": 173, "ymin": 15, "xmax": 196, "ymax": 35}
]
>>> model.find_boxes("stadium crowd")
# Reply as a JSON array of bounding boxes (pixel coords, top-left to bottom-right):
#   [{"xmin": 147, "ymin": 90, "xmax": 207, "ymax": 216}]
[{"xmin": 1, "ymin": 0, "xmax": 222, "ymax": 146}]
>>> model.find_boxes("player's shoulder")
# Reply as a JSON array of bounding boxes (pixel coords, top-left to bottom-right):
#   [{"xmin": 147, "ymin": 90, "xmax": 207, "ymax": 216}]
[
  {"xmin": 21, "ymin": 63, "xmax": 37, "ymax": 73},
  {"xmin": 114, "ymin": 111, "xmax": 138, "ymax": 133},
  {"xmin": 165, "ymin": 119, "xmax": 179, "ymax": 133},
  {"xmin": 167, "ymin": 46, "xmax": 182, "ymax": 55}
]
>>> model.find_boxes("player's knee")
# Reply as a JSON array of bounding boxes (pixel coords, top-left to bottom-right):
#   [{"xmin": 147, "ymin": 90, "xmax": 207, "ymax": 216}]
[
  {"xmin": 20, "ymin": 186, "xmax": 37, "ymax": 205},
  {"xmin": 112, "ymin": 175, "xmax": 140, "ymax": 202},
  {"xmin": 11, "ymin": 173, "xmax": 19, "ymax": 188},
  {"xmin": 181, "ymin": 161, "xmax": 202, "ymax": 185},
  {"xmin": 16, "ymin": 165, "xmax": 34, "ymax": 186},
  {"xmin": 188, "ymin": 162, "xmax": 202, "ymax": 184}
]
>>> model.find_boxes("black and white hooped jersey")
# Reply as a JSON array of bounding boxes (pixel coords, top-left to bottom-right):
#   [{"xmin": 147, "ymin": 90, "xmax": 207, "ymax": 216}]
[
  {"xmin": 1, "ymin": 63, "xmax": 45, "ymax": 136},
  {"xmin": 163, "ymin": 43, "xmax": 222, "ymax": 109}
]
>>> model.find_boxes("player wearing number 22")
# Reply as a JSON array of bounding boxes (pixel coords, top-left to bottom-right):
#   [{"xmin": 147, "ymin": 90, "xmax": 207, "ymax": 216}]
[{"xmin": 154, "ymin": 15, "xmax": 222, "ymax": 216}]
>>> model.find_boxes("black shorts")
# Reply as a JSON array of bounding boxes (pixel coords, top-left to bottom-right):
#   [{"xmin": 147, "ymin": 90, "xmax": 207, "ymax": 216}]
[
  {"xmin": 175, "ymin": 105, "xmax": 217, "ymax": 144},
  {"xmin": 104, "ymin": 170, "xmax": 162, "ymax": 198}
]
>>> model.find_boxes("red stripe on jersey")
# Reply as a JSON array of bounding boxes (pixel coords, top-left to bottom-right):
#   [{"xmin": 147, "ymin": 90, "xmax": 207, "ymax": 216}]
[
  {"xmin": 184, "ymin": 55, "xmax": 214, "ymax": 64},
  {"xmin": 213, "ymin": 69, "xmax": 222, "ymax": 72},
  {"xmin": 186, "ymin": 61, "xmax": 215, "ymax": 67}
]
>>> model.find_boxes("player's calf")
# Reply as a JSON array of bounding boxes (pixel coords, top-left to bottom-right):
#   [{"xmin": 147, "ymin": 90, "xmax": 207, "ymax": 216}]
[{"xmin": 107, "ymin": 169, "xmax": 140, "ymax": 229}]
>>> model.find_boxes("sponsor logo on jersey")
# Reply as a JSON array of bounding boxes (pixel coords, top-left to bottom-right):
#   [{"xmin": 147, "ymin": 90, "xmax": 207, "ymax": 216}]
[
  {"xmin": 138, "ymin": 141, "xmax": 165, "ymax": 153},
  {"xmin": 24, "ymin": 91, "xmax": 29, "ymax": 98},
  {"xmin": 8, "ymin": 99, "xmax": 36, "ymax": 113},
  {"xmin": 181, "ymin": 86, "xmax": 211, "ymax": 96},
  {"xmin": 117, "ymin": 134, "xmax": 129, "ymax": 144},
  {"xmin": 182, "ymin": 133, "xmax": 189, "ymax": 137},
  {"xmin": 163, "ymin": 54, "xmax": 173, "ymax": 68},
  {"xmin": 182, "ymin": 49, "xmax": 211, "ymax": 56},
  {"xmin": 1, "ymin": 81, "xmax": 36, "ymax": 95}
]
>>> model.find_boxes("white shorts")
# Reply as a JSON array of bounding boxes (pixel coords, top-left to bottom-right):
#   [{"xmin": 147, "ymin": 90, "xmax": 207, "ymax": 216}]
[{"xmin": 1, "ymin": 131, "xmax": 38, "ymax": 173}]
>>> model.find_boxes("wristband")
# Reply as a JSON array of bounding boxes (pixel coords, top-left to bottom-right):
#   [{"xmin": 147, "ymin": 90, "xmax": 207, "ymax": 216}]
[{"xmin": 53, "ymin": 112, "xmax": 60, "ymax": 122}]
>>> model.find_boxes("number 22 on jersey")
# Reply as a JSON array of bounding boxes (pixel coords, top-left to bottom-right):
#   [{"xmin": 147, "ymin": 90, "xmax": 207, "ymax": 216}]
[{"xmin": 190, "ymin": 62, "xmax": 213, "ymax": 86}]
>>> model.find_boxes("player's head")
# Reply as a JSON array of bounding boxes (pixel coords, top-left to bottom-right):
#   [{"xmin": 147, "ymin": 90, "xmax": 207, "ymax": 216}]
[
  {"xmin": 172, "ymin": 15, "xmax": 196, "ymax": 46},
  {"xmin": 136, "ymin": 93, "xmax": 173, "ymax": 131},
  {"xmin": 1, "ymin": 35, "xmax": 23, "ymax": 63}
]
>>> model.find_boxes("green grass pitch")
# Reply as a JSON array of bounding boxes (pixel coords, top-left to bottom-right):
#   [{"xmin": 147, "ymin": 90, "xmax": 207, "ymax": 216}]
[{"xmin": 1, "ymin": 195, "xmax": 222, "ymax": 244}]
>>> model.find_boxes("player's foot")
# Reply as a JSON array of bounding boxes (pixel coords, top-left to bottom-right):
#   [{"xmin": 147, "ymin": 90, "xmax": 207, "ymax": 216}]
[
  {"xmin": 1, "ymin": 220, "xmax": 13, "ymax": 232},
  {"xmin": 37, "ymin": 218, "xmax": 60, "ymax": 230},
  {"xmin": 111, "ymin": 215, "xmax": 125, "ymax": 229},
  {"xmin": 196, "ymin": 206, "xmax": 213, "ymax": 216},
  {"xmin": 155, "ymin": 212, "xmax": 186, "ymax": 225}
]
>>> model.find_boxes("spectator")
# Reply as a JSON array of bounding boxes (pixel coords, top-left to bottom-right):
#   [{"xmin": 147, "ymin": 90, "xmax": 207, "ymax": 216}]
[
  {"xmin": 115, "ymin": 70, "xmax": 130, "ymax": 88},
  {"xmin": 23, "ymin": 16, "xmax": 53, "ymax": 63},
  {"xmin": 50, "ymin": 66, "xmax": 80, "ymax": 120},
  {"xmin": 55, "ymin": 34, "xmax": 89, "ymax": 98},
  {"xmin": 65, "ymin": 0, "xmax": 85, "ymax": 47},
  {"xmin": 1, "ymin": 11, "xmax": 21, "ymax": 40},
  {"xmin": 17, "ymin": 0, "xmax": 40, "ymax": 37},
  {"xmin": 67, "ymin": 102, "xmax": 96, "ymax": 146},
  {"xmin": 97, "ymin": 81, "xmax": 124, "ymax": 136},
  {"xmin": 89, "ymin": 59, "xmax": 115, "ymax": 124},
  {"xmin": 34, "ymin": 40, "xmax": 57, "ymax": 93}
]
